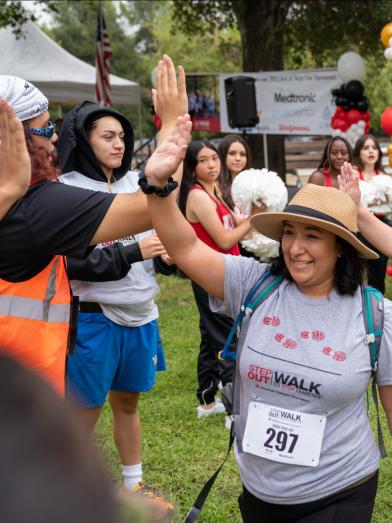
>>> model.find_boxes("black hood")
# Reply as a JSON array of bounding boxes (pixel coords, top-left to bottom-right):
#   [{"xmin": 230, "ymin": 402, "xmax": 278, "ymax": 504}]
[{"xmin": 57, "ymin": 101, "xmax": 134, "ymax": 182}]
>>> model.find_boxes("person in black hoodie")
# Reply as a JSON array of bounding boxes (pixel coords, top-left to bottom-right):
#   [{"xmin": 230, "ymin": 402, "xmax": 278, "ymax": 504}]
[
  {"xmin": 57, "ymin": 102, "xmax": 175, "ymax": 521},
  {"xmin": 0, "ymin": 56, "xmax": 187, "ymax": 399}
]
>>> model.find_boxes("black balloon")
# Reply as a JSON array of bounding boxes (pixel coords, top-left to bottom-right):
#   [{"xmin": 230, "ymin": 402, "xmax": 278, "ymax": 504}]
[
  {"xmin": 357, "ymin": 100, "xmax": 369, "ymax": 112},
  {"xmin": 344, "ymin": 80, "xmax": 364, "ymax": 102},
  {"xmin": 336, "ymin": 96, "xmax": 348, "ymax": 106},
  {"xmin": 343, "ymin": 104, "xmax": 350, "ymax": 111}
]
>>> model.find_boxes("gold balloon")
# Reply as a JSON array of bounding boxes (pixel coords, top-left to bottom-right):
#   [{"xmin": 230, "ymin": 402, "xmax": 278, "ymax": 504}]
[{"xmin": 381, "ymin": 22, "xmax": 392, "ymax": 47}]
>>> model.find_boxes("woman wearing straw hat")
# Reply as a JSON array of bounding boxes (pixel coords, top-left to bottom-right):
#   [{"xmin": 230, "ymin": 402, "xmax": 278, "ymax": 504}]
[{"xmin": 143, "ymin": 126, "xmax": 392, "ymax": 522}]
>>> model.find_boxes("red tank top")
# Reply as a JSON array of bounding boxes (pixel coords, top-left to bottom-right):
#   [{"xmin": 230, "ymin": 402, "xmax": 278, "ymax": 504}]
[
  {"xmin": 322, "ymin": 168, "xmax": 333, "ymax": 187},
  {"xmin": 189, "ymin": 185, "xmax": 240, "ymax": 256}
]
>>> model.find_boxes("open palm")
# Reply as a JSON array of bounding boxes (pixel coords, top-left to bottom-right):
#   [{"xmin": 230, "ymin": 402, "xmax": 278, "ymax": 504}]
[
  {"xmin": 145, "ymin": 115, "xmax": 191, "ymax": 184},
  {"xmin": 0, "ymin": 100, "xmax": 31, "ymax": 201}
]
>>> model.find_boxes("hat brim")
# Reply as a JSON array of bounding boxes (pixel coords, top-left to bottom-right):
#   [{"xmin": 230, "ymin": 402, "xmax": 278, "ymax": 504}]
[{"xmin": 251, "ymin": 211, "xmax": 379, "ymax": 260}]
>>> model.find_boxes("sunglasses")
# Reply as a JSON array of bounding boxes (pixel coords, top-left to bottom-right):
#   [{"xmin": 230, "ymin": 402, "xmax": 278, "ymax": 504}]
[{"xmin": 29, "ymin": 121, "xmax": 56, "ymax": 140}]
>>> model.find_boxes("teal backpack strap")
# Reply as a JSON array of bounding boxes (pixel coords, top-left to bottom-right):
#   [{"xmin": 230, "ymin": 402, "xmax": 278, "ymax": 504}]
[
  {"xmin": 361, "ymin": 285, "xmax": 387, "ymax": 459},
  {"xmin": 219, "ymin": 271, "xmax": 284, "ymax": 361}
]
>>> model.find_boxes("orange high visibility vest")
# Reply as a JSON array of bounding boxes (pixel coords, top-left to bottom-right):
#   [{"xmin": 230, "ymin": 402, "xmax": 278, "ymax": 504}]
[{"xmin": 0, "ymin": 256, "xmax": 71, "ymax": 396}]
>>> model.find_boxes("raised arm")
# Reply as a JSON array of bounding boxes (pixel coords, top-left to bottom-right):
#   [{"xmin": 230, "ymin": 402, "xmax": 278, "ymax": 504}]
[
  {"xmin": 338, "ymin": 162, "xmax": 392, "ymax": 257},
  {"xmin": 0, "ymin": 100, "xmax": 31, "ymax": 219},
  {"xmin": 144, "ymin": 114, "xmax": 225, "ymax": 300}
]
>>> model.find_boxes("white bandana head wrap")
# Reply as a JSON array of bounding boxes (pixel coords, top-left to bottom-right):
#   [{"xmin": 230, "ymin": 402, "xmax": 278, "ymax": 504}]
[{"xmin": 0, "ymin": 75, "xmax": 49, "ymax": 122}]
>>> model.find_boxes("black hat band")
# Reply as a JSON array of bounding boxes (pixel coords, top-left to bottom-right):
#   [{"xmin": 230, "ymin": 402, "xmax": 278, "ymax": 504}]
[{"xmin": 283, "ymin": 204, "xmax": 357, "ymax": 235}]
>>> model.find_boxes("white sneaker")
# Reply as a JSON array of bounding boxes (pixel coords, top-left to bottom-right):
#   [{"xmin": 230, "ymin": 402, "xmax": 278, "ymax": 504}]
[{"xmin": 197, "ymin": 399, "xmax": 226, "ymax": 418}]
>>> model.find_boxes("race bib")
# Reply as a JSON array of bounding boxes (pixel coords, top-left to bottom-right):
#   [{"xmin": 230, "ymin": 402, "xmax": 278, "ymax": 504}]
[{"xmin": 243, "ymin": 402, "xmax": 326, "ymax": 467}]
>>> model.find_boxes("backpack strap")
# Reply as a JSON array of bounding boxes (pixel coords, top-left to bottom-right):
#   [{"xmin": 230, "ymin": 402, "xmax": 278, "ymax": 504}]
[
  {"xmin": 219, "ymin": 271, "xmax": 284, "ymax": 361},
  {"xmin": 185, "ymin": 270, "xmax": 284, "ymax": 523},
  {"xmin": 361, "ymin": 285, "xmax": 387, "ymax": 459}
]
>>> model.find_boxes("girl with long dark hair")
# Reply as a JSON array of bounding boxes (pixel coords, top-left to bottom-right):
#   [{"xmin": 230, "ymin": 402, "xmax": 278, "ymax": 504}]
[
  {"xmin": 217, "ymin": 134, "xmax": 251, "ymax": 210},
  {"xmin": 309, "ymin": 136, "xmax": 353, "ymax": 188},
  {"xmin": 179, "ymin": 140, "xmax": 252, "ymax": 418}
]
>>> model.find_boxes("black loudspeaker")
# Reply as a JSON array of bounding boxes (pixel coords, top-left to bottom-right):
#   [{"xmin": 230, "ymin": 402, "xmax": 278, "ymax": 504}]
[{"xmin": 224, "ymin": 76, "xmax": 259, "ymax": 128}]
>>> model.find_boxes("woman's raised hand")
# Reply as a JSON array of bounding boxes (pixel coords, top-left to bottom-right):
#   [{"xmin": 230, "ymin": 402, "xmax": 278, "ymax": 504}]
[
  {"xmin": 152, "ymin": 55, "xmax": 188, "ymax": 126},
  {"xmin": 338, "ymin": 162, "xmax": 361, "ymax": 207},
  {"xmin": 144, "ymin": 114, "xmax": 192, "ymax": 185},
  {"xmin": 0, "ymin": 100, "xmax": 31, "ymax": 218}
]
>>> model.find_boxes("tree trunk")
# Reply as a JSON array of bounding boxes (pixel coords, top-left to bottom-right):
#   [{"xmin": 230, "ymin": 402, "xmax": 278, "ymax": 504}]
[{"xmin": 232, "ymin": 0, "xmax": 291, "ymax": 179}]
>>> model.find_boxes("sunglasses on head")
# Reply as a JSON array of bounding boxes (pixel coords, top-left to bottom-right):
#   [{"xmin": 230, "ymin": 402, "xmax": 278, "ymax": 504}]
[{"xmin": 29, "ymin": 121, "xmax": 56, "ymax": 140}]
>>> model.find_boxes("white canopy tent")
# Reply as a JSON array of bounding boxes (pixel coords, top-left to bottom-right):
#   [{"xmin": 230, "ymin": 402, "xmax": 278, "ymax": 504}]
[{"xmin": 0, "ymin": 21, "xmax": 140, "ymax": 106}]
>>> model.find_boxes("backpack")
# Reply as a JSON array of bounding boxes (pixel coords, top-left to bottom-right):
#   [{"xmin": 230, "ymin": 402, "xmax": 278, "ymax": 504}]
[{"xmin": 185, "ymin": 270, "xmax": 386, "ymax": 523}]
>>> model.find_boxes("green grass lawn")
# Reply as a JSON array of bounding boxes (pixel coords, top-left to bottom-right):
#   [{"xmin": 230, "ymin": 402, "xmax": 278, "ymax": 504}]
[{"xmin": 96, "ymin": 274, "xmax": 392, "ymax": 523}]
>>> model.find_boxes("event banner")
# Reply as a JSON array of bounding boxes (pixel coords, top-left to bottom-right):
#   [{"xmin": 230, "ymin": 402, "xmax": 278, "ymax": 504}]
[{"xmin": 219, "ymin": 69, "xmax": 341, "ymax": 135}]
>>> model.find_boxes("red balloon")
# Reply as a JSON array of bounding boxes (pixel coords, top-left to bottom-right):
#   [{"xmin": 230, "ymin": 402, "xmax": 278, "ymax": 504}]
[
  {"xmin": 346, "ymin": 109, "xmax": 361, "ymax": 125},
  {"xmin": 387, "ymin": 265, "xmax": 392, "ymax": 277},
  {"xmin": 381, "ymin": 107, "xmax": 392, "ymax": 135},
  {"xmin": 363, "ymin": 111, "xmax": 371, "ymax": 122},
  {"xmin": 333, "ymin": 118, "xmax": 348, "ymax": 131},
  {"xmin": 335, "ymin": 106, "xmax": 344, "ymax": 115}
]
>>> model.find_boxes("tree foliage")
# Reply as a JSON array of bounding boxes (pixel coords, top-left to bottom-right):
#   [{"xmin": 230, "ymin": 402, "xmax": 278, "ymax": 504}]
[
  {"xmin": 172, "ymin": 0, "xmax": 392, "ymax": 172},
  {"xmin": 0, "ymin": 1, "xmax": 58, "ymax": 37}
]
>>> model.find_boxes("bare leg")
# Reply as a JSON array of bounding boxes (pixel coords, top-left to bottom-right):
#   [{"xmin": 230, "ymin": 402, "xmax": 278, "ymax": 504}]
[
  {"xmin": 69, "ymin": 405, "xmax": 102, "ymax": 434},
  {"xmin": 108, "ymin": 390, "xmax": 141, "ymax": 465}
]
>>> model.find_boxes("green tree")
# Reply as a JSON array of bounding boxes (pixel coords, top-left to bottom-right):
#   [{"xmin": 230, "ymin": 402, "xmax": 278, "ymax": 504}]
[
  {"xmin": 0, "ymin": 1, "xmax": 58, "ymax": 36},
  {"xmin": 172, "ymin": 0, "xmax": 392, "ymax": 176},
  {"xmin": 47, "ymin": 0, "xmax": 156, "ymax": 138}
]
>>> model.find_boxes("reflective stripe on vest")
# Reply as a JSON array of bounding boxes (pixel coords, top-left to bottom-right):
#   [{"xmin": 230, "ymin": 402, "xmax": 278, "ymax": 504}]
[
  {"xmin": 0, "ymin": 296, "xmax": 70, "ymax": 322},
  {"xmin": 0, "ymin": 255, "xmax": 71, "ymax": 396}
]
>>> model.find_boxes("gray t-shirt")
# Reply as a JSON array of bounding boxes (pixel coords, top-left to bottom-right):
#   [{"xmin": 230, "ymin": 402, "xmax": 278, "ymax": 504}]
[{"xmin": 210, "ymin": 255, "xmax": 392, "ymax": 504}]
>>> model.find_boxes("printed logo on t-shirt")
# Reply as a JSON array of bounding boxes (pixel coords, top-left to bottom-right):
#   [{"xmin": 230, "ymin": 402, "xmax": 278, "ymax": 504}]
[
  {"xmin": 100, "ymin": 235, "xmax": 136, "ymax": 248},
  {"xmin": 247, "ymin": 364, "xmax": 322, "ymax": 399},
  {"xmin": 262, "ymin": 317, "xmax": 348, "ymax": 361}
]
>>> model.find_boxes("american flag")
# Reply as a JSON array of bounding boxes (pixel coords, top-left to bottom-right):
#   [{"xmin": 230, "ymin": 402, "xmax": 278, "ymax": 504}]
[{"xmin": 95, "ymin": 7, "xmax": 112, "ymax": 106}]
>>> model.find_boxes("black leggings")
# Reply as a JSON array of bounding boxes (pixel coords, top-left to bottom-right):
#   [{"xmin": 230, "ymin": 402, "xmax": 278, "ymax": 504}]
[
  {"xmin": 191, "ymin": 281, "xmax": 235, "ymax": 405},
  {"xmin": 239, "ymin": 472, "xmax": 378, "ymax": 523}
]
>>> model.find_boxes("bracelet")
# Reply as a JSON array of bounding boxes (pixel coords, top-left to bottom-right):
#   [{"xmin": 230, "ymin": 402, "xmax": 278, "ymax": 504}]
[{"xmin": 138, "ymin": 174, "xmax": 178, "ymax": 197}]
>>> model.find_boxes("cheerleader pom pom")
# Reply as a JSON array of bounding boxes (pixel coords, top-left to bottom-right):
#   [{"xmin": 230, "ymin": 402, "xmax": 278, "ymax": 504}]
[
  {"xmin": 231, "ymin": 169, "xmax": 287, "ymax": 260},
  {"xmin": 231, "ymin": 168, "xmax": 288, "ymax": 216}
]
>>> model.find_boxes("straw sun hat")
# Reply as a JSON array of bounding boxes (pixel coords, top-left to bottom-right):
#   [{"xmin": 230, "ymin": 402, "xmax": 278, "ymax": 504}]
[{"xmin": 250, "ymin": 184, "xmax": 378, "ymax": 260}]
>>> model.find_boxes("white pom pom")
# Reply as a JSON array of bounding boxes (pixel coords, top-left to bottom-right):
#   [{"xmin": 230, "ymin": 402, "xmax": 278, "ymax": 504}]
[
  {"xmin": 361, "ymin": 175, "xmax": 392, "ymax": 213},
  {"xmin": 241, "ymin": 232, "xmax": 280, "ymax": 261},
  {"xmin": 231, "ymin": 168, "xmax": 288, "ymax": 215}
]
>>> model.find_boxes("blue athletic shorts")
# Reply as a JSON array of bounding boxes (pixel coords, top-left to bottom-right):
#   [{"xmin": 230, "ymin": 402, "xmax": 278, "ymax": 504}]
[{"xmin": 66, "ymin": 313, "xmax": 166, "ymax": 408}]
